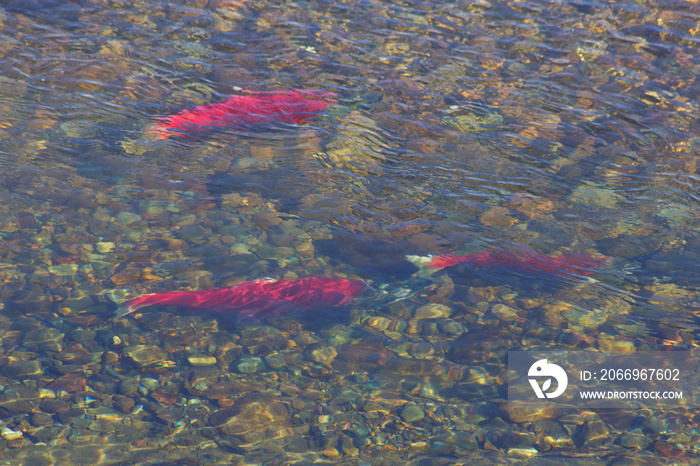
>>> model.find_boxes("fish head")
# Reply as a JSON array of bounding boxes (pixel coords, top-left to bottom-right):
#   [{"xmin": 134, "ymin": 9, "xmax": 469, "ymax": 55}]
[{"xmin": 340, "ymin": 279, "xmax": 367, "ymax": 298}]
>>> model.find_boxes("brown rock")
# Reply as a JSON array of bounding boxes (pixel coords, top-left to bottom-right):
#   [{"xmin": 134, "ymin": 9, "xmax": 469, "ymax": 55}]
[
  {"xmin": 3, "ymin": 360, "xmax": 43, "ymax": 380},
  {"xmin": 58, "ymin": 407, "xmax": 85, "ymax": 424},
  {"xmin": 501, "ymin": 403, "xmax": 560, "ymax": 423},
  {"xmin": 31, "ymin": 412, "xmax": 53, "ymax": 427},
  {"xmin": 654, "ymin": 441, "xmax": 685, "ymax": 458},
  {"xmin": 541, "ymin": 301, "xmax": 570, "ymax": 328},
  {"xmin": 389, "ymin": 220, "xmax": 431, "ymax": 238},
  {"xmin": 48, "ymin": 373, "xmax": 86, "ymax": 393},
  {"xmin": 122, "ymin": 345, "xmax": 168, "ymax": 368},
  {"xmin": 209, "ymin": 392, "xmax": 290, "ymax": 442},
  {"xmin": 252, "ymin": 212, "xmax": 283, "ymax": 229},
  {"xmin": 110, "ymin": 266, "xmax": 142, "ymax": 286},
  {"xmin": 41, "ymin": 399, "xmax": 70, "ymax": 414},
  {"xmin": 113, "ymin": 395, "xmax": 135, "ymax": 414},
  {"xmin": 480, "ymin": 206, "xmax": 517, "ymax": 229},
  {"xmin": 151, "ymin": 388, "xmax": 177, "ymax": 406}
]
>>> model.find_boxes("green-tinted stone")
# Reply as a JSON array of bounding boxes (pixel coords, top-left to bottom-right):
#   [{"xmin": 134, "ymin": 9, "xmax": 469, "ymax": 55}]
[
  {"xmin": 414, "ymin": 303, "xmax": 451, "ymax": 319},
  {"xmin": 188, "ymin": 356, "xmax": 217, "ymax": 367},
  {"xmin": 237, "ymin": 355, "xmax": 265, "ymax": 374},
  {"xmin": 122, "ymin": 345, "xmax": 167, "ymax": 368},
  {"xmin": 620, "ymin": 428, "xmax": 652, "ymax": 450},
  {"xmin": 400, "ymin": 404, "xmax": 425, "ymax": 423},
  {"xmin": 264, "ymin": 352, "xmax": 286, "ymax": 369}
]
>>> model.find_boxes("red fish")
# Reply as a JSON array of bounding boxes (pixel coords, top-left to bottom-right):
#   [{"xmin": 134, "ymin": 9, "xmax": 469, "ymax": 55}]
[
  {"xmin": 152, "ymin": 89, "xmax": 338, "ymax": 139},
  {"xmin": 428, "ymin": 250, "xmax": 608, "ymax": 277},
  {"xmin": 118, "ymin": 277, "xmax": 365, "ymax": 319}
]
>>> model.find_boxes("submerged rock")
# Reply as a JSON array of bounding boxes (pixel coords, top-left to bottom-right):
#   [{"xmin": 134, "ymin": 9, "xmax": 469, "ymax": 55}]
[
  {"xmin": 122, "ymin": 345, "xmax": 168, "ymax": 368},
  {"xmin": 208, "ymin": 392, "xmax": 291, "ymax": 444},
  {"xmin": 236, "ymin": 355, "xmax": 265, "ymax": 374},
  {"xmin": 400, "ymin": 404, "xmax": 425, "ymax": 423},
  {"xmin": 4, "ymin": 360, "xmax": 43, "ymax": 380},
  {"xmin": 414, "ymin": 303, "xmax": 451, "ymax": 319},
  {"xmin": 24, "ymin": 327, "xmax": 64, "ymax": 352}
]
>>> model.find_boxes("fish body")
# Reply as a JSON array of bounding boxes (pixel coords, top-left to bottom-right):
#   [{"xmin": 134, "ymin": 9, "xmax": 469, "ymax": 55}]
[
  {"xmin": 152, "ymin": 89, "xmax": 337, "ymax": 138},
  {"xmin": 428, "ymin": 250, "xmax": 608, "ymax": 277},
  {"xmin": 119, "ymin": 277, "xmax": 365, "ymax": 319}
]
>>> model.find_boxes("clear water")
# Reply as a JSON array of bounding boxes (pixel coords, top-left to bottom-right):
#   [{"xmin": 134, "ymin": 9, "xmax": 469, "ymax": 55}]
[{"xmin": 0, "ymin": 0, "xmax": 699, "ymax": 463}]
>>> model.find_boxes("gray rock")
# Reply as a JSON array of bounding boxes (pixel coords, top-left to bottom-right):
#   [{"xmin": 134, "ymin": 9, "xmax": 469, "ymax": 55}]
[
  {"xmin": 31, "ymin": 412, "xmax": 53, "ymax": 427},
  {"xmin": 341, "ymin": 436, "xmax": 359, "ymax": 456},
  {"xmin": 400, "ymin": 404, "xmax": 425, "ymax": 423},
  {"xmin": 4, "ymin": 360, "xmax": 43, "ymax": 380},
  {"xmin": 118, "ymin": 378, "xmax": 140, "ymax": 397},
  {"xmin": 140, "ymin": 377, "xmax": 159, "ymax": 391},
  {"xmin": 438, "ymin": 319, "xmax": 465, "ymax": 337},
  {"xmin": 429, "ymin": 440, "xmax": 456, "ymax": 454},
  {"xmin": 642, "ymin": 416, "xmax": 666, "ymax": 434},
  {"xmin": 264, "ymin": 352, "xmax": 286, "ymax": 369},
  {"xmin": 33, "ymin": 426, "xmax": 69, "ymax": 443},
  {"xmin": 409, "ymin": 341, "xmax": 435, "ymax": 359},
  {"xmin": 619, "ymin": 428, "xmax": 652, "ymax": 450},
  {"xmin": 24, "ymin": 328, "xmax": 63, "ymax": 352},
  {"xmin": 70, "ymin": 330, "xmax": 96, "ymax": 343},
  {"xmin": 237, "ymin": 355, "xmax": 265, "ymax": 374},
  {"xmin": 40, "ymin": 399, "xmax": 69, "ymax": 414},
  {"xmin": 498, "ymin": 431, "xmax": 536, "ymax": 449}
]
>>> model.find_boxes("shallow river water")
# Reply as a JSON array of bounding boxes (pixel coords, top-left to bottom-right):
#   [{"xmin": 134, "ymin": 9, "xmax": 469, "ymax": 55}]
[{"xmin": 0, "ymin": 0, "xmax": 699, "ymax": 464}]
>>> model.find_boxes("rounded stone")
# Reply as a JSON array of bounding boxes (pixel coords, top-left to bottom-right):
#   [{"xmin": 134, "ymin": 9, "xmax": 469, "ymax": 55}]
[
  {"xmin": 366, "ymin": 316, "xmax": 392, "ymax": 331},
  {"xmin": 47, "ymin": 264, "xmax": 79, "ymax": 277},
  {"xmin": 642, "ymin": 417, "xmax": 666, "ymax": 434},
  {"xmin": 414, "ymin": 303, "xmax": 451, "ymax": 319},
  {"xmin": 31, "ymin": 412, "xmax": 54, "ymax": 427},
  {"xmin": 264, "ymin": 352, "xmax": 286, "ymax": 369},
  {"xmin": 188, "ymin": 356, "xmax": 217, "ymax": 367},
  {"xmin": 237, "ymin": 355, "xmax": 265, "ymax": 374},
  {"xmin": 321, "ymin": 447, "xmax": 340, "ymax": 459},
  {"xmin": 113, "ymin": 395, "xmax": 135, "ymax": 414},
  {"xmin": 409, "ymin": 342, "xmax": 435, "ymax": 359},
  {"xmin": 96, "ymin": 242, "xmax": 115, "ymax": 253},
  {"xmin": 490, "ymin": 304, "xmax": 521, "ymax": 322},
  {"xmin": 305, "ymin": 345, "xmax": 338, "ymax": 366},
  {"xmin": 1, "ymin": 428, "xmax": 23, "ymax": 441},
  {"xmin": 24, "ymin": 327, "xmax": 64, "ymax": 352},
  {"xmin": 118, "ymin": 378, "xmax": 140, "ymax": 397},
  {"xmin": 439, "ymin": 319, "xmax": 465, "ymax": 337},
  {"xmin": 40, "ymin": 400, "xmax": 70, "ymax": 414},
  {"xmin": 122, "ymin": 345, "xmax": 168, "ymax": 368},
  {"xmin": 620, "ymin": 428, "xmax": 652, "ymax": 450},
  {"xmin": 400, "ymin": 404, "xmax": 425, "ymax": 423},
  {"xmin": 140, "ymin": 377, "xmax": 159, "ymax": 391},
  {"xmin": 208, "ymin": 392, "xmax": 290, "ymax": 439},
  {"xmin": 70, "ymin": 330, "xmax": 97, "ymax": 343},
  {"xmin": 4, "ymin": 360, "xmax": 43, "ymax": 380}
]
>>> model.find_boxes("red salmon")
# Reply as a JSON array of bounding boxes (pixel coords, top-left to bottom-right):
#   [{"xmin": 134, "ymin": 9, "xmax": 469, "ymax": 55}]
[
  {"xmin": 429, "ymin": 250, "xmax": 608, "ymax": 277},
  {"xmin": 118, "ymin": 277, "xmax": 365, "ymax": 319},
  {"xmin": 152, "ymin": 89, "xmax": 337, "ymax": 138}
]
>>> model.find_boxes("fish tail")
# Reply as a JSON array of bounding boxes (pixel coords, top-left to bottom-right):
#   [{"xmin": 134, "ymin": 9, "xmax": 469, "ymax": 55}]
[
  {"xmin": 146, "ymin": 120, "xmax": 173, "ymax": 139},
  {"xmin": 113, "ymin": 302, "xmax": 135, "ymax": 321},
  {"xmin": 113, "ymin": 297, "xmax": 147, "ymax": 321}
]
